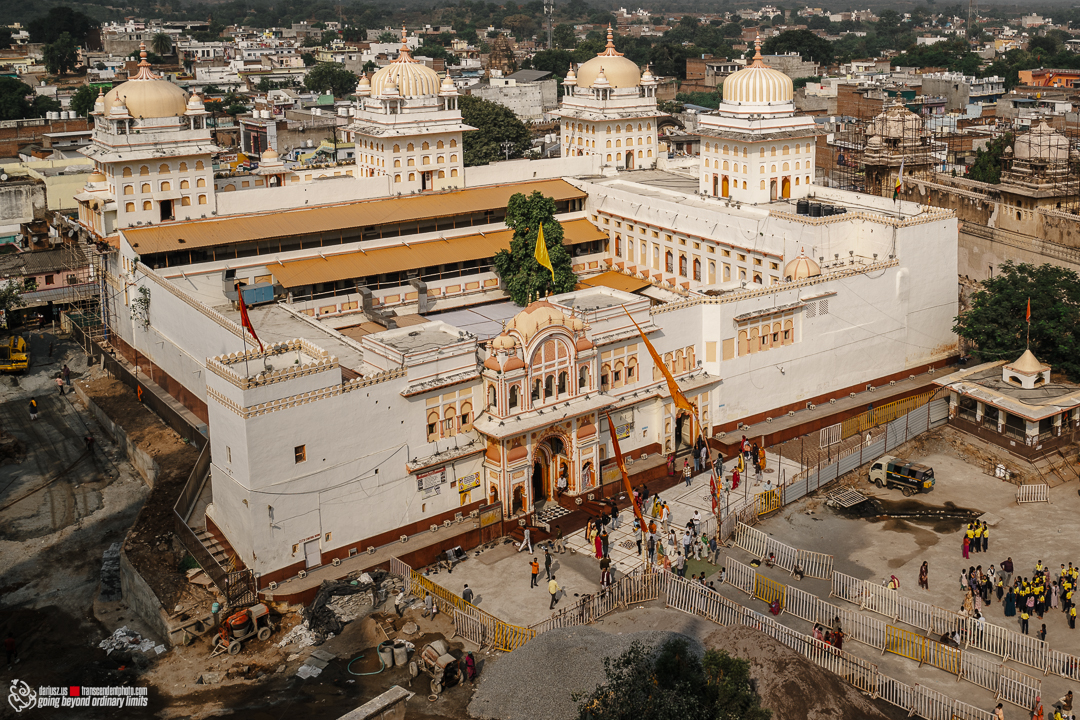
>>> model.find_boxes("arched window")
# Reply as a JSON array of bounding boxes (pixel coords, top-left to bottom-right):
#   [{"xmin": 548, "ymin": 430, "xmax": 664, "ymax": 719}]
[
  {"xmin": 558, "ymin": 371, "xmax": 567, "ymax": 394},
  {"xmin": 759, "ymin": 148, "xmax": 765, "ymax": 158},
  {"xmin": 394, "ymin": 159, "xmax": 401, "ymax": 167},
  {"xmin": 195, "ymin": 160, "xmax": 204, "ymax": 170},
  {"xmin": 613, "ymin": 361, "xmax": 624, "ymax": 388},
  {"xmin": 427, "ymin": 410, "xmax": 440, "ymax": 441},
  {"xmin": 125, "ymin": 202, "xmax": 135, "ymax": 212},
  {"xmin": 488, "ymin": 385, "xmax": 497, "ymax": 408},
  {"xmin": 197, "ymin": 178, "xmax": 206, "ymax": 187},
  {"xmin": 437, "ymin": 140, "xmax": 444, "ymax": 149},
  {"xmin": 616, "ymin": 140, "xmax": 621, "ymax": 148},
  {"xmin": 723, "ymin": 144, "xmax": 729, "ymax": 154},
  {"xmin": 579, "ymin": 366, "xmax": 589, "ymax": 390},
  {"xmin": 450, "ymin": 154, "xmax": 457, "ymax": 162},
  {"xmin": 665, "ymin": 251, "xmax": 673, "ymax": 273},
  {"xmin": 738, "ymin": 330, "xmax": 748, "ymax": 355},
  {"xmin": 509, "ymin": 386, "xmax": 519, "ymax": 408},
  {"xmin": 161, "ymin": 181, "xmax": 171, "ymax": 191},
  {"xmin": 139, "ymin": 165, "xmax": 149, "ymax": 176},
  {"xmin": 158, "ymin": 163, "xmax": 170, "ymax": 174},
  {"xmin": 141, "ymin": 183, "xmax": 150, "ymax": 193},
  {"xmin": 179, "ymin": 162, "xmax": 188, "ymax": 172},
  {"xmin": 771, "ymin": 146, "xmax": 777, "ymax": 156},
  {"xmin": 693, "ymin": 258, "xmax": 701, "ymax": 281},
  {"xmin": 437, "ymin": 155, "xmax": 444, "ymax": 163},
  {"xmin": 123, "ymin": 185, "xmax": 133, "ymax": 195},
  {"xmin": 687, "ymin": 346, "xmax": 695, "ymax": 370},
  {"xmin": 627, "ymin": 357, "xmax": 638, "ymax": 381},
  {"xmin": 122, "ymin": 167, "xmax": 132, "ymax": 177},
  {"xmin": 606, "ymin": 140, "xmax": 611, "ymax": 148},
  {"xmin": 782, "ymin": 162, "xmax": 789, "ymax": 171},
  {"xmin": 181, "ymin": 196, "xmax": 191, "ymax": 206},
  {"xmin": 180, "ymin": 179, "xmax": 189, "ymax": 189},
  {"xmin": 394, "ymin": 174, "xmax": 401, "ymax": 182},
  {"xmin": 615, "ymin": 125, "xmax": 621, "ymax": 133},
  {"xmin": 142, "ymin": 200, "xmax": 152, "ymax": 210},
  {"xmin": 451, "ymin": 169, "xmax": 458, "ymax": 177},
  {"xmin": 450, "ymin": 139, "xmax": 457, "ymax": 147},
  {"xmin": 422, "ymin": 141, "xmax": 430, "ymax": 150},
  {"xmin": 438, "ymin": 170, "xmax": 445, "ymax": 178},
  {"xmin": 646, "ymin": 122, "xmax": 651, "ymax": 130},
  {"xmin": 444, "ymin": 406, "xmax": 457, "ymax": 437},
  {"xmin": 673, "ymin": 350, "xmax": 684, "ymax": 373},
  {"xmin": 198, "ymin": 195, "xmax": 207, "ymax": 204},
  {"xmin": 679, "ymin": 255, "xmax": 687, "ymax": 276},
  {"xmin": 544, "ymin": 375, "xmax": 554, "ymax": 398},
  {"xmin": 408, "ymin": 173, "xmax": 415, "ymax": 181},
  {"xmin": 783, "ymin": 145, "xmax": 790, "ymax": 155},
  {"xmin": 407, "ymin": 143, "xmax": 414, "ymax": 151},
  {"xmin": 615, "ymin": 235, "xmax": 622, "ymax": 256},
  {"xmin": 600, "ymin": 364, "xmax": 610, "ymax": 390},
  {"xmin": 393, "ymin": 144, "xmax": 400, "ymax": 152},
  {"xmin": 532, "ymin": 379, "xmax": 542, "ymax": 401}
]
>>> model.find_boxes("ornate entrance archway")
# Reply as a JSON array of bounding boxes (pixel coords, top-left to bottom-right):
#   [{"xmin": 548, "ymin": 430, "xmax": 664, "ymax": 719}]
[{"xmin": 532, "ymin": 433, "xmax": 570, "ymax": 505}]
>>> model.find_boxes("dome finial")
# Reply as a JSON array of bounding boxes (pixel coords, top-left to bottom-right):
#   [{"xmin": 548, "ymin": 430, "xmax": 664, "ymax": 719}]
[
  {"xmin": 400, "ymin": 24, "xmax": 408, "ymax": 49},
  {"xmin": 754, "ymin": 36, "xmax": 762, "ymax": 60},
  {"xmin": 394, "ymin": 25, "xmax": 417, "ymax": 64},
  {"xmin": 132, "ymin": 41, "xmax": 160, "ymax": 80},
  {"xmin": 597, "ymin": 23, "xmax": 623, "ymax": 57}
]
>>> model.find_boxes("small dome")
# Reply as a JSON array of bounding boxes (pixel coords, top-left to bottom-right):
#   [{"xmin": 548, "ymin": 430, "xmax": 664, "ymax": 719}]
[
  {"xmin": 483, "ymin": 355, "xmax": 502, "ymax": 371},
  {"xmin": 186, "ymin": 92, "xmax": 205, "ymax": 113},
  {"xmin": 641, "ymin": 65, "xmax": 656, "ymax": 85},
  {"xmin": 87, "ymin": 171, "xmax": 106, "ymax": 184},
  {"xmin": 722, "ymin": 38, "xmax": 792, "ymax": 104},
  {"xmin": 575, "ymin": 336, "xmax": 594, "ymax": 351},
  {"xmin": 503, "ymin": 356, "xmax": 525, "ymax": 371},
  {"xmin": 492, "ymin": 334, "xmax": 516, "ymax": 350},
  {"xmin": 370, "ymin": 27, "xmax": 441, "ymax": 98},
  {"xmin": 1014, "ymin": 121, "xmax": 1069, "ymax": 162},
  {"xmin": 260, "ymin": 146, "xmax": 279, "ymax": 162},
  {"xmin": 356, "ymin": 74, "xmax": 371, "ymax": 97},
  {"xmin": 103, "ymin": 43, "xmax": 189, "ymax": 119},
  {"xmin": 92, "ymin": 88, "xmax": 105, "ymax": 114},
  {"xmin": 868, "ymin": 101, "xmax": 922, "ymax": 140},
  {"xmin": 783, "ymin": 248, "xmax": 821, "ymax": 281},
  {"xmin": 593, "ymin": 68, "xmax": 610, "ymax": 88},
  {"xmin": 576, "ymin": 26, "xmax": 641, "ymax": 89},
  {"xmin": 1006, "ymin": 349, "xmax": 1049, "ymax": 375}
]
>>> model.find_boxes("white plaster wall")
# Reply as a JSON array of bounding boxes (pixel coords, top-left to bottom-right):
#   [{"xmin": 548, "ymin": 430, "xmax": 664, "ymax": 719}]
[
  {"xmin": 464, "ymin": 155, "xmax": 601, "ymax": 188},
  {"xmin": 214, "ymin": 174, "xmax": 392, "ymax": 216}
]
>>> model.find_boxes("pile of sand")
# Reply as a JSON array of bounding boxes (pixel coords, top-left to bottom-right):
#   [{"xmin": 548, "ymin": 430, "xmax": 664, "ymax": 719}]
[{"xmin": 703, "ymin": 625, "xmax": 903, "ymax": 720}]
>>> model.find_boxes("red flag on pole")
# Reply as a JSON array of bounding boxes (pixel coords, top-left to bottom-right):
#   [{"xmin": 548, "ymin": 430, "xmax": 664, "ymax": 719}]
[
  {"xmin": 605, "ymin": 413, "xmax": 648, "ymax": 541},
  {"xmin": 236, "ymin": 283, "xmax": 264, "ymax": 352},
  {"xmin": 1026, "ymin": 297, "xmax": 1031, "ymax": 323}
]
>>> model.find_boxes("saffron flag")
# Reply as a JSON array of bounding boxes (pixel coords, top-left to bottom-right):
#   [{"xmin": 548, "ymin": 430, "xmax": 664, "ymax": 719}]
[
  {"xmin": 606, "ymin": 412, "xmax": 647, "ymax": 535},
  {"xmin": 534, "ymin": 223, "xmax": 555, "ymax": 280},
  {"xmin": 893, "ymin": 159, "xmax": 904, "ymax": 201},
  {"xmin": 623, "ymin": 307, "xmax": 695, "ymax": 415},
  {"xmin": 1026, "ymin": 297, "xmax": 1031, "ymax": 323},
  {"xmin": 236, "ymin": 283, "xmax": 264, "ymax": 352}
]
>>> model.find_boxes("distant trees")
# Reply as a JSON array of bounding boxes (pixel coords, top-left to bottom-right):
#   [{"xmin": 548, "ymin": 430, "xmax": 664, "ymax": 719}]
[
  {"xmin": 151, "ymin": 32, "xmax": 172, "ymax": 57},
  {"xmin": 0, "ymin": 77, "xmax": 60, "ymax": 120},
  {"xmin": 69, "ymin": 84, "xmax": 98, "ymax": 117},
  {"xmin": 303, "ymin": 63, "xmax": 358, "ymax": 97},
  {"xmin": 28, "ymin": 6, "xmax": 96, "ymax": 45},
  {"xmin": 553, "ymin": 23, "xmax": 577, "ymax": 49},
  {"xmin": 43, "ymin": 33, "xmax": 79, "ymax": 76},
  {"xmin": 762, "ymin": 30, "xmax": 835, "ymax": 65}
]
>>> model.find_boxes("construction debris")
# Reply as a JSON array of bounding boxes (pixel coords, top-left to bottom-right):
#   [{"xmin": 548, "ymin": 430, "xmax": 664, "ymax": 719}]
[
  {"xmin": 303, "ymin": 570, "xmax": 392, "ymax": 646},
  {"xmin": 99, "ymin": 543, "xmax": 122, "ymax": 602},
  {"xmin": 276, "ymin": 622, "xmax": 318, "ymax": 650},
  {"xmin": 98, "ymin": 626, "xmax": 158, "ymax": 656}
]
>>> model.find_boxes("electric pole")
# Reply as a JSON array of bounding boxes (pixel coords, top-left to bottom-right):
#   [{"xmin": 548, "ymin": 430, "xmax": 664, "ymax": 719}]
[
  {"xmin": 545, "ymin": 0, "xmax": 555, "ymax": 49},
  {"xmin": 501, "ymin": 140, "xmax": 514, "ymax": 160}
]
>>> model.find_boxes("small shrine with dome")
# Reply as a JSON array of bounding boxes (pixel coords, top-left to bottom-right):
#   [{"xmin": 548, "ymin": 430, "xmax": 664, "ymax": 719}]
[
  {"xmin": 555, "ymin": 26, "xmax": 661, "ymax": 171},
  {"xmin": 342, "ymin": 28, "xmax": 475, "ymax": 194},
  {"xmin": 696, "ymin": 38, "xmax": 818, "ymax": 204}
]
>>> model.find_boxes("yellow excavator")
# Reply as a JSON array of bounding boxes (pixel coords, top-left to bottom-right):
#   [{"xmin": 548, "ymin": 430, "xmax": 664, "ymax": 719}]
[{"xmin": 0, "ymin": 336, "xmax": 29, "ymax": 373}]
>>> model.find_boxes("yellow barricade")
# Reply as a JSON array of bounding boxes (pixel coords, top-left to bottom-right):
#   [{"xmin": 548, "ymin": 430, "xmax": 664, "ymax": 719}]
[
  {"xmin": 756, "ymin": 488, "xmax": 783, "ymax": 516},
  {"xmin": 885, "ymin": 625, "xmax": 961, "ymax": 675},
  {"xmin": 841, "ymin": 390, "xmax": 935, "ymax": 439},
  {"xmin": 754, "ymin": 574, "xmax": 786, "ymax": 609}
]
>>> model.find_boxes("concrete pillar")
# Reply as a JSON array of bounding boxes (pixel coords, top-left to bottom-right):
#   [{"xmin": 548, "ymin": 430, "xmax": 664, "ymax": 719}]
[
  {"xmin": 1054, "ymin": 413, "xmax": 1063, "ymax": 436},
  {"xmin": 949, "ymin": 391, "xmax": 958, "ymax": 418},
  {"xmin": 975, "ymin": 401, "xmax": 984, "ymax": 422},
  {"xmin": 1025, "ymin": 419, "xmax": 1039, "ymax": 446}
]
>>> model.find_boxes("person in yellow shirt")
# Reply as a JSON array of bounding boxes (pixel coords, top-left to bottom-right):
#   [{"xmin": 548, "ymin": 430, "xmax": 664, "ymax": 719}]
[
  {"xmin": 1021, "ymin": 609, "xmax": 1030, "ymax": 635},
  {"xmin": 1070, "ymin": 605, "xmax": 1077, "ymax": 629},
  {"xmin": 973, "ymin": 524, "xmax": 983, "ymax": 554}
]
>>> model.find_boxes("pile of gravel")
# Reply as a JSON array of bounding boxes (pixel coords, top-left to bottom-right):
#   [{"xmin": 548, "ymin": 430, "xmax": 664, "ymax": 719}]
[{"xmin": 468, "ymin": 627, "xmax": 703, "ymax": 720}]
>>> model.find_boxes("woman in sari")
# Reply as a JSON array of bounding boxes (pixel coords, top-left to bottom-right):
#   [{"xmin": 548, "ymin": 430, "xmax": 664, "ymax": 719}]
[
  {"xmin": 1004, "ymin": 588, "xmax": 1016, "ymax": 617},
  {"xmin": 918, "ymin": 562, "xmax": 929, "ymax": 589}
]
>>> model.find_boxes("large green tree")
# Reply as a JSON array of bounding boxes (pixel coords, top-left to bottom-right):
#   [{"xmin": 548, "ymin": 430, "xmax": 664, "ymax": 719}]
[
  {"xmin": 43, "ymin": 32, "xmax": 78, "ymax": 76},
  {"xmin": 762, "ymin": 29, "xmax": 834, "ymax": 65},
  {"xmin": 954, "ymin": 262, "xmax": 1080, "ymax": 380},
  {"xmin": 303, "ymin": 62, "xmax": 358, "ymax": 97},
  {"xmin": 966, "ymin": 132, "xmax": 1013, "ymax": 184},
  {"xmin": 572, "ymin": 639, "xmax": 771, "ymax": 720},
  {"xmin": 28, "ymin": 6, "xmax": 96, "ymax": 45},
  {"xmin": 69, "ymin": 84, "xmax": 98, "ymax": 117},
  {"xmin": 493, "ymin": 191, "xmax": 576, "ymax": 306},
  {"xmin": 458, "ymin": 95, "xmax": 531, "ymax": 166},
  {"xmin": 0, "ymin": 77, "xmax": 59, "ymax": 120}
]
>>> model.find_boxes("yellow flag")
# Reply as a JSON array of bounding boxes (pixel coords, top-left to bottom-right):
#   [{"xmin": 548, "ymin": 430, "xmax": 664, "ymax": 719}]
[
  {"xmin": 534, "ymin": 224, "xmax": 555, "ymax": 280},
  {"xmin": 624, "ymin": 307, "xmax": 695, "ymax": 415}
]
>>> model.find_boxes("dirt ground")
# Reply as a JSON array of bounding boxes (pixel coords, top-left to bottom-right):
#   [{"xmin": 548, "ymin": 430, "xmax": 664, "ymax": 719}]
[
  {"xmin": 703, "ymin": 625, "xmax": 908, "ymax": 720},
  {"xmin": 81, "ymin": 377, "xmax": 200, "ymax": 610}
]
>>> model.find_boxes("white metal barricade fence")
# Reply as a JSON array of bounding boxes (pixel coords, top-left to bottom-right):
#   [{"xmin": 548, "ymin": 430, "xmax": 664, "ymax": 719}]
[
  {"xmin": 959, "ymin": 651, "xmax": 1000, "ymax": 692},
  {"xmin": 734, "ymin": 523, "xmax": 769, "ymax": 559},
  {"xmin": 453, "ymin": 607, "xmax": 488, "ymax": 648},
  {"xmin": 1047, "ymin": 648, "xmax": 1080, "ymax": 681},
  {"xmin": 951, "ymin": 700, "xmax": 997, "ymax": 720},
  {"xmin": 831, "ymin": 571, "xmax": 864, "ymax": 605},
  {"xmin": 929, "ymin": 604, "xmax": 963, "ymax": 637},
  {"xmin": 1015, "ymin": 483, "xmax": 1049, "ymax": 504},
  {"xmin": 725, "ymin": 557, "xmax": 756, "ymax": 596},
  {"xmin": 1006, "ymin": 630, "xmax": 1048, "ymax": 672},
  {"xmin": 965, "ymin": 617, "xmax": 1010, "ymax": 659},
  {"xmin": 666, "ymin": 574, "xmax": 742, "ymax": 626},
  {"xmin": 896, "ymin": 596, "xmax": 932, "ymax": 633},
  {"xmin": 837, "ymin": 607, "xmax": 886, "ymax": 651},
  {"xmin": 795, "ymin": 548, "xmax": 834, "ymax": 580},
  {"xmin": 875, "ymin": 672, "xmax": 914, "ymax": 712},
  {"xmin": 861, "ymin": 581, "xmax": 901, "ymax": 621},
  {"xmin": 765, "ymin": 535, "xmax": 799, "ymax": 572},
  {"xmin": 998, "ymin": 664, "xmax": 1041, "ymax": 711},
  {"xmin": 911, "ymin": 684, "xmax": 955, "ymax": 720}
]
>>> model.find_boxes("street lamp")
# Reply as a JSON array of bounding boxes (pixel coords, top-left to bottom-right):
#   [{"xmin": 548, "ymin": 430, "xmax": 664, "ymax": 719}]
[{"xmin": 500, "ymin": 140, "xmax": 514, "ymax": 161}]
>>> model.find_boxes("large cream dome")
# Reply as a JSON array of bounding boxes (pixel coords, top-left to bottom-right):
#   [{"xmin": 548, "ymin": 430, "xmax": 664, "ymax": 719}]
[
  {"xmin": 1014, "ymin": 121, "xmax": 1069, "ymax": 162},
  {"xmin": 103, "ymin": 44, "xmax": 189, "ymax": 119},
  {"xmin": 723, "ymin": 40, "xmax": 793, "ymax": 104},
  {"xmin": 370, "ymin": 28, "xmax": 441, "ymax": 98},
  {"xmin": 575, "ymin": 26, "xmax": 641, "ymax": 89}
]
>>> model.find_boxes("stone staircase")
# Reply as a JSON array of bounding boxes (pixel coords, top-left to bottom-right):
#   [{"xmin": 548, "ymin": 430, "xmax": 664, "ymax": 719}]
[
  {"xmin": 1030, "ymin": 447, "xmax": 1080, "ymax": 488},
  {"xmin": 195, "ymin": 528, "xmax": 235, "ymax": 570}
]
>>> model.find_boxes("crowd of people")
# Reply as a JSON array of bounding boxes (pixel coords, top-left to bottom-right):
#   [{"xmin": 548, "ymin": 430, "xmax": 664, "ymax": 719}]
[{"xmin": 957, "ymin": 553, "xmax": 1080, "ymax": 636}]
